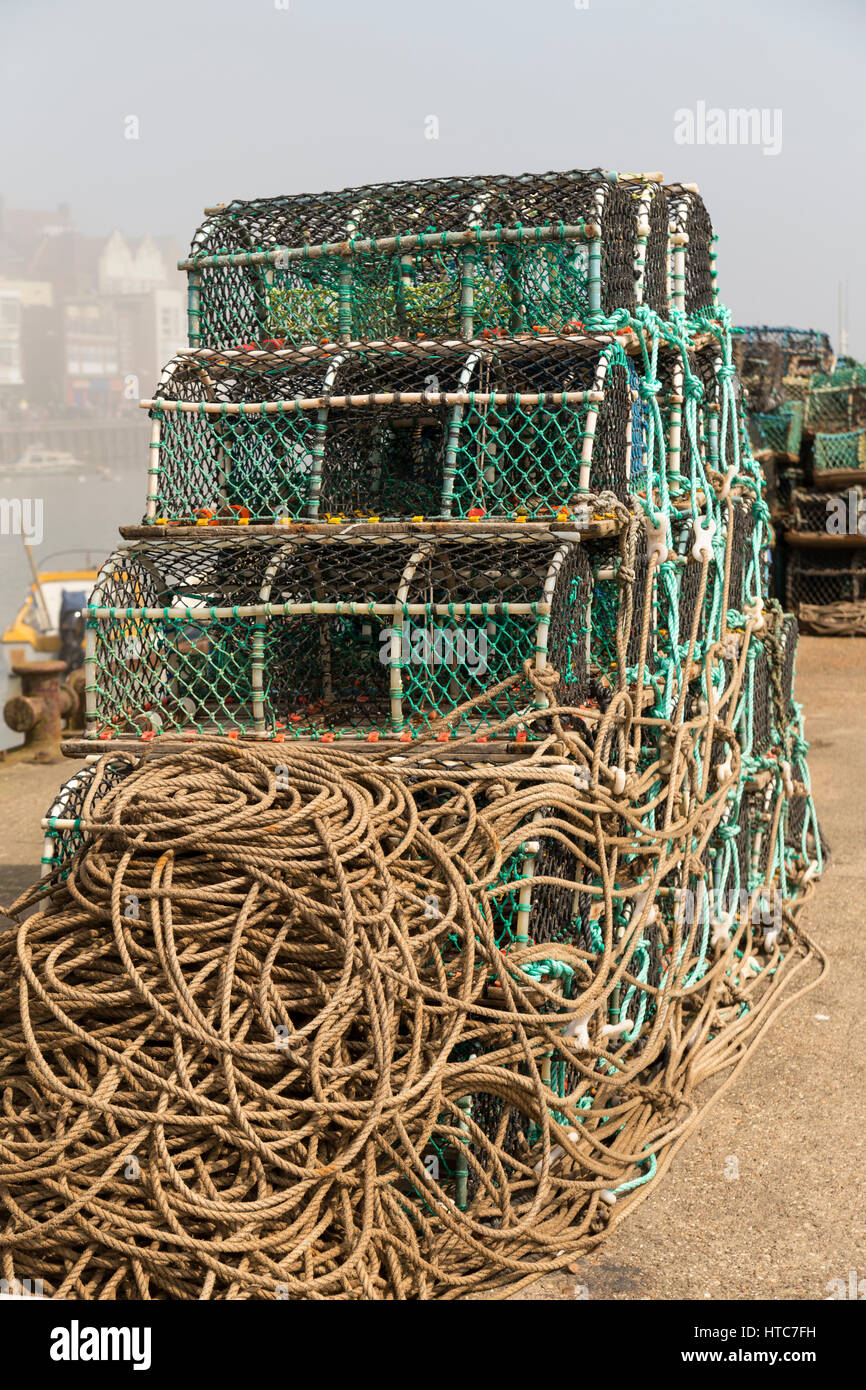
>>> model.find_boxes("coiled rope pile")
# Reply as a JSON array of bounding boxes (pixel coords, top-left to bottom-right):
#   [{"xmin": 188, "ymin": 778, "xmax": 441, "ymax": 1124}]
[
  {"xmin": 0, "ymin": 660, "xmax": 824, "ymax": 1299},
  {"xmin": 796, "ymin": 601, "xmax": 866, "ymax": 637}
]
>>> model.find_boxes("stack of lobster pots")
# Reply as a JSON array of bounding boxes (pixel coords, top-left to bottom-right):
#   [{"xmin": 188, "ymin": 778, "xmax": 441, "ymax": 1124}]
[
  {"xmin": 740, "ymin": 325, "xmax": 866, "ymax": 633},
  {"xmin": 41, "ymin": 169, "xmax": 823, "ymax": 1213}
]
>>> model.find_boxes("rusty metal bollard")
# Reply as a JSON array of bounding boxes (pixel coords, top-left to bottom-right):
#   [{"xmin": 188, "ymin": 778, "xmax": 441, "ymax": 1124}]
[{"xmin": 3, "ymin": 661, "xmax": 78, "ymax": 761}]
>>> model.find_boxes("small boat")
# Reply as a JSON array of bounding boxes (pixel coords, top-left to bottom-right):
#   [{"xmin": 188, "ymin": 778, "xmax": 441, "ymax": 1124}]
[
  {"xmin": 3, "ymin": 445, "xmax": 87, "ymax": 477},
  {"xmin": 2, "ymin": 547, "xmax": 98, "ymax": 677}
]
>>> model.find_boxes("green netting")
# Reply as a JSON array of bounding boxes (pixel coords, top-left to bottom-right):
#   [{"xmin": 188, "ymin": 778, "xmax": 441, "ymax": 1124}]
[
  {"xmin": 449, "ymin": 396, "xmax": 591, "ymax": 517},
  {"xmin": 750, "ymin": 401, "xmax": 803, "ymax": 458},
  {"xmin": 182, "ymin": 168, "xmax": 672, "ymax": 350},
  {"xmin": 812, "ymin": 427, "xmax": 866, "ymax": 475},
  {"xmin": 154, "ymin": 399, "xmax": 317, "ymax": 521},
  {"xmin": 144, "ymin": 340, "xmax": 632, "ymax": 523},
  {"xmin": 810, "ymin": 357, "xmax": 866, "ymax": 389},
  {"xmin": 86, "ymin": 536, "xmax": 590, "ymax": 741},
  {"xmin": 264, "ymin": 239, "xmax": 592, "ymax": 347},
  {"xmin": 804, "ymin": 382, "xmax": 866, "ymax": 433}
]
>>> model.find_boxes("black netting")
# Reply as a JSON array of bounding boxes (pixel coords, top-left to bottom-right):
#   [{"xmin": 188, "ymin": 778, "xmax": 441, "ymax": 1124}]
[
  {"xmin": 531, "ymin": 834, "xmax": 580, "ymax": 947},
  {"xmin": 666, "ymin": 186, "xmax": 715, "ymax": 313},
  {"xmin": 546, "ymin": 542, "xmax": 592, "ymax": 707},
  {"xmin": 735, "ymin": 326, "xmax": 834, "ymax": 378},
  {"xmin": 195, "ymin": 169, "xmax": 617, "ymax": 256},
  {"xmin": 186, "ymin": 168, "xmax": 656, "ymax": 350},
  {"xmin": 779, "ymin": 614, "xmax": 798, "ymax": 725},
  {"xmin": 87, "ymin": 535, "xmax": 589, "ymax": 740},
  {"xmin": 640, "ymin": 182, "xmax": 670, "ymax": 317},
  {"xmin": 791, "ymin": 490, "xmax": 839, "ymax": 534},
  {"xmin": 592, "ymin": 353, "xmax": 632, "ymax": 499},
  {"xmin": 727, "ymin": 499, "xmax": 751, "ymax": 612},
  {"xmin": 751, "ymin": 648, "xmax": 772, "ymax": 754},
  {"xmin": 678, "ymin": 552, "xmax": 705, "ymax": 644},
  {"xmin": 147, "ymin": 339, "xmax": 631, "ymax": 522},
  {"xmin": 786, "ymin": 548, "xmax": 866, "ymax": 608}
]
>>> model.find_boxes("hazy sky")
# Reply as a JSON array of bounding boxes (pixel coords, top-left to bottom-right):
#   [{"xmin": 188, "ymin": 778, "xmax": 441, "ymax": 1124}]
[{"xmin": 1, "ymin": 0, "xmax": 863, "ymax": 353}]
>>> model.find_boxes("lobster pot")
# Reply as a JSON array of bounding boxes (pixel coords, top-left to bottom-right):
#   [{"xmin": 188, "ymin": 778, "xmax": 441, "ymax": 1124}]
[
  {"xmin": 183, "ymin": 169, "xmax": 664, "ymax": 351},
  {"xmin": 143, "ymin": 339, "xmax": 634, "ymax": 524},
  {"xmin": 786, "ymin": 546, "xmax": 866, "ymax": 610},
  {"xmin": 85, "ymin": 535, "xmax": 592, "ymax": 742},
  {"xmin": 790, "ymin": 487, "xmax": 865, "ymax": 535},
  {"xmin": 812, "ymin": 427, "xmax": 866, "ymax": 483},
  {"xmin": 41, "ymin": 756, "xmax": 135, "ymax": 878},
  {"xmin": 733, "ymin": 336, "xmax": 783, "ymax": 413},
  {"xmin": 665, "ymin": 185, "xmax": 716, "ymax": 315},
  {"xmin": 736, "ymin": 326, "xmax": 834, "ymax": 380},
  {"xmin": 804, "ymin": 381, "xmax": 866, "ymax": 434},
  {"xmin": 749, "ymin": 401, "xmax": 804, "ymax": 462}
]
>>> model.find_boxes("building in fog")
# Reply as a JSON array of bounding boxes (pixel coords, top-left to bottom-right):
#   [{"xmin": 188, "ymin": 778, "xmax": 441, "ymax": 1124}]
[
  {"xmin": 0, "ymin": 199, "xmax": 184, "ymax": 417},
  {"xmin": 0, "ymin": 286, "xmax": 24, "ymax": 392},
  {"xmin": 0, "ymin": 277, "xmax": 59, "ymax": 408}
]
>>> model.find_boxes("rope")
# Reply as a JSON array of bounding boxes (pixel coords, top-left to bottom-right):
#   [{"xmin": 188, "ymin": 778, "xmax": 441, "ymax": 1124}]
[
  {"xmin": 796, "ymin": 600, "xmax": 866, "ymax": 637},
  {"xmin": 0, "ymin": 668, "xmax": 824, "ymax": 1300}
]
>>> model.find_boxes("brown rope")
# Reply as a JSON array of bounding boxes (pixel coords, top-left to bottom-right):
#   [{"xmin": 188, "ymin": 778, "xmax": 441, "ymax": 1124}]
[
  {"xmin": 796, "ymin": 600, "xmax": 866, "ymax": 637},
  {"xmin": 0, "ymin": 678, "xmax": 824, "ymax": 1299}
]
